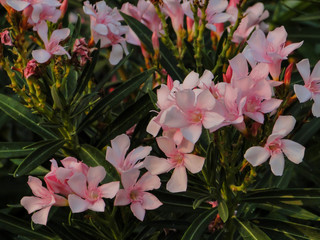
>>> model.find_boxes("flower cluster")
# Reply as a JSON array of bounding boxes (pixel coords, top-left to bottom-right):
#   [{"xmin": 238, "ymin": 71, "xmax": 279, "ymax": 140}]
[{"xmin": 21, "ymin": 157, "xmax": 119, "ymax": 225}]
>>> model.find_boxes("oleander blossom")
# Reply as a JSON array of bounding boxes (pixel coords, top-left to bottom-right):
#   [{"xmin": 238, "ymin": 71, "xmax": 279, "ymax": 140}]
[
  {"xmin": 32, "ymin": 21, "xmax": 70, "ymax": 63},
  {"xmin": 106, "ymin": 134, "xmax": 152, "ymax": 174},
  {"xmin": 6, "ymin": 0, "xmax": 62, "ymax": 29},
  {"xmin": 83, "ymin": 0, "xmax": 129, "ymax": 65},
  {"xmin": 294, "ymin": 59, "xmax": 320, "ymax": 117},
  {"xmin": 0, "ymin": 30, "xmax": 13, "ymax": 46},
  {"xmin": 24, "ymin": 59, "xmax": 38, "ymax": 78},
  {"xmin": 144, "ymin": 136, "xmax": 205, "ymax": 193},
  {"xmin": 114, "ymin": 170, "xmax": 162, "ymax": 221},
  {"xmin": 20, "ymin": 176, "xmax": 68, "ymax": 225},
  {"xmin": 244, "ymin": 115, "xmax": 305, "ymax": 176}
]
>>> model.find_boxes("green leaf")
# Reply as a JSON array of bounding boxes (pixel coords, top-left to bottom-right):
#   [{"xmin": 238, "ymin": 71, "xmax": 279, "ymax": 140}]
[
  {"xmin": 293, "ymin": 117, "xmax": 320, "ymax": 145},
  {"xmin": 79, "ymin": 144, "xmax": 119, "ymax": 182},
  {"xmin": 68, "ymin": 14, "xmax": 81, "ymax": 48},
  {"xmin": 218, "ymin": 200, "xmax": 229, "ymax": 223},
  {"xmin": 181, "ymin": 209, "xmax": 217, "ymax": 240},
  {"xmin": 255, "ymin": 203, "xmax": 320, "ymax": 221},
  {"xmin": 253, "ymin": 218, "xmax": 320, "ymax": 240},
  {"xmin": 97, "ymin": 93, "xmax": 155, "ymax": 147},
  {"xmin": 0, "ymin": 213, "xmax": 60, "ymax": 240},
  {"xmin": 243, "ymin": 188, "xmax": 320, "ymax": 206},
  {"xmin": 0, "ymin": 94, "xmax": 57, "ymax": 139},
  {"xmin": 10, "ymin": 159, "xmax": 49, "ymax": 175},
  {"xmin": 77, "ymin": 68, "xmax": 155, "ymax": 132},
  {"xmin": 234, "ymin": 217, "xmax": 271, "ymax": 240},
  {"xmin": 0, "ymin": 142, "xmax": 34, "ymax": 158},
  {"xmin": 120, "ymin": 12, "xmax": 185, "ymax": 82},
  {"xmin": 14, "ymin": 139, "xmax": 65, "ymax": 177}
]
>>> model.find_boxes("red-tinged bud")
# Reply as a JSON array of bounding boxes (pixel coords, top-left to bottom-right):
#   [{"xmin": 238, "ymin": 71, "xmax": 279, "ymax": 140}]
[
  {"xmin": 167, "ymin": 75, "xmax": 173, "ymax": 90},
  {"xmin": 152, "ymin": 32, "xmax": 159, "ymax": 53},
  {"xmin": 186, "ymin": 16, "xmax": 194, "ymax": 41},
  {"xmin": 141, "ymin": 44, "xmax": 150, "ymax": 59},
  {"xmin": 0, "ymin": 30, "xmax": 13, "ymax": 46},
  {"xmin": 223, "ymin": 65, "xmax": 232, "ymax": 83},
  {"xmin": 214, "ymin": 23, "xmax": 224, "ymax": 36},
  {"xmin": 250, "ymin": 122, "xmax": 261, "ymax": 137},
  {"xmin": 284, "ymin": 63, "xmax": 294, "ymax": 86},
  {"xmin": 60, "ymin": 0, "xmax": 68, "ymax": 19}
]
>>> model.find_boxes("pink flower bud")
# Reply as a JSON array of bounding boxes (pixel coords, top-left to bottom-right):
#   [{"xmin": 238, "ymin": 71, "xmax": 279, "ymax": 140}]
[
  {"xmin": 152, "ymin": 32, "xmax": 159, "ymax": 53},
  {"xmin": 223, "ymin": 65, "xmax": 232, "ymax": 83},
  {"xmin": 24, "ymin": 59, "xmax": 38, "ymax": 79},
  {"xmin": 60, "ymin": 0, "xmax": 68, "ymax": 18},
  {"xmin": 167, "ymin": 75, "xmax": 174, "ymax": 90},
  {"xmin": 0, "ymin": 30, "xmax": 13, "ymax": 46},
  {"xmin": 284, "ymin": 63, "xmax": 294, "ymax": 86}
]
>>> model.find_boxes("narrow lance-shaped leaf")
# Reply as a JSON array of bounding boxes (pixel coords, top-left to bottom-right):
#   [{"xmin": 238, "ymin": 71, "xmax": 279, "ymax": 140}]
[
  {"xmin": 0, "ymin": 142, "xmax": 35, "ymax": 158},
  {"xmin": 0, "ymin": 94, "xmax": 57, "ymax": 139},
  {"xmin": 0, "ymin": 213, "xmax": 60, "ymax": 240},
  {"xmin": 120, "ymin": 12, "xmax": 185, "ymax": 82},
  {"xmin": 14, "ymin": 139, "xmax": 66, "ymax": 177},
  {"xmin": 97, "ymin": 93, "xmax": 155, "ymax": 147},
  {"xmin": 79, "ymin": 144, "xmax": 119, "ymax": 182},
  {"xmin": 77, "ymin": 68, "xmax": 155, "ymax": 132},
  {"xmin": 181, "ymin": 209, "xmax": 218, "ymax": 240},
  {"xmin": 234, "ymin": 217, "xmax": 271, "ymax": 240}
]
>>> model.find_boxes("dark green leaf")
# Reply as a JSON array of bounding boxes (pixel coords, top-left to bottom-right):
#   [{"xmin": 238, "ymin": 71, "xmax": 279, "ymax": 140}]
[
  {"xmin": 77, "ymin": 68, "xmax": 155, "ymax": 132},
  {"xmin": 181, "ymin": 209, "xmax": 217, "ymax": 240},
  {"xmin": 0, "ymin": 142, "xmax": 34, "ymax": 158},
  {"xmin": 120, "ymin": 12, "xmax": 185, "ymax": 81},
  {"xmin": 293, "ymin": 117, "xmax": 320, "ymax": 145},
  {"xmin": 0, "ymin": 213, "xmax": 60, "ymax": 240},
  {"xmin": 79, "ymin": 144, "xmax": 119, "ymax": 182},
  {"xmin": 14, "ymin": 139, "xmax": 65, "ymax": 177},
  {"xmin": 234, "ymin": 217, "xmax": 271, "ymax": 240},
  {"xmin": 0, "ymin": 94, "xmax": 57, "ymax": 139},
  {"xmin": 218, "ymin": 200, "xmax": 229, "ymax": 223},
  {"xmin": 97, "ymin": 93, "xmax": 155, "ymax": 147},
  {"xmin": 68, "ymin": 14, "xmax": 81, "ymax": 48}
]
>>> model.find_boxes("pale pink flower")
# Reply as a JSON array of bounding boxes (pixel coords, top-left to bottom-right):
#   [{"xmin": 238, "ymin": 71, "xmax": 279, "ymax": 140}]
[
  {"xmin": 121, "ymin": 0, "xmax": 161, "ymax": 46},
  {"xmin": 0, "ymin": 30, "xmax": 13, "ymax": 46},
  {"xmin": 6, "ymin": 0, "xmax": 61, "ymax": 28},
  {"xmin": 105, "ymin": 134, "xmax": 152, "ymax": 174},
  {"xmin": 144, "ymin": 136, "xmax": 205, "ymax": 193},
  {"xmin": 294, "ymin": 59, "xmax": 320, "ymax": 117},
  {"xmin": 83, "ymin": 1, "xmax": 128, "ymax": 65},
  {"xmin": 68, "ymin": 166, "xmax": 120, "ymax": 213},
  {"xmin": 244, "ymin": 115, "xmax": 305, "ymax": 176},
  {"xmin": 114, "ymin": 170, "xmax": 162, "ymax": 221},
  {"xmin": 182, "ymin": 0, "xmax": 230, "ymax": 32},
  {"xmin": 24, "ymin": 59, "xmax": 38, "ymax": 79},
  {"xmin": 44, "ymin": 157, "xmax": 88, "ymax": 197},
  {"xmin": 20, "ymin": 176, "xmax": 67, "ymax": 225},
  {"xmin": 163, "ymin": 0, "xmax": 185, "ymax": 34},
  {"xmin": 232, "ymin": 3, "xmax": 269, "ymax": 43},
  {"xmin": 245, "ymin": 26, "xmax": 303, "ymax": 80},
  {"xmin": 32, "ymin": 21, "xmax": 70, "ymax": 63}
]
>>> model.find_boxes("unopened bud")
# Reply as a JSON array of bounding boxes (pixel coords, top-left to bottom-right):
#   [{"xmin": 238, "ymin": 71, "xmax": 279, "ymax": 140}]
[
  {"xmin": 60, "ymin": 0, "xmax": 68, "ymax": 19},
  {"xmin": 167, "ymin": 75, "xmax": 173, "ymax": 90},
  {"xmin": 284, "ymin": 63, "xmax": 294, "ymax": 86},
  {"xmin": 223, "ymin": 65, "xmax": 232, "ymax": 83}
]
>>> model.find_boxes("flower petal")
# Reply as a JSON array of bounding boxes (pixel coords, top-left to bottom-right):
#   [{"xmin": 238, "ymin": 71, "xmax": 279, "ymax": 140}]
[
  {"xmin": 296, "ymin": 59, "xmax": 310, "ymax": 84},
  {"xmin": 32, "ymin": 49, "xmax": 51, "ymax": 63},
  {"xmin": 88, "ymin": 199, "xmax": 105, "ymax": 212},
  {"xmin": 87, "ymin": 166, "xmax": 106, "ymax": 189},
  {"xmin": 68, "ymin": 194, "xmax": 89, "ymax": 213},
  {"xmin": 6, "ymin": 0, "xmax": 30, "ymax": 11},
  {"xmin": 182, "ymin": 71, "xmax": 199, "ymax": 89},
  {"xmin": 114, "ymin": 189, "xmax": 130, "ymax": 206},
  {"xmin": 180, "ymin": 124, "xmax": 202, "ymax": 144},
  {"xmin": 31, "ymin": 206, "xmax": 51, "ymax": 225},
  {"xmin": 121, "ymin": 169, "xmax": 140, "ymax": 189},
  {"xmin": 281, "ymin": 139, "xmax": 305, "ymax": 164},
  {"xmin": 100, "ymin": 181, "xmax": 120, "ymax": 199},
  {"xmin": 109, "ymin": 44, "xmax": 123, "ymax": 65},
  {"xmin": 269, "ymin": 152, "xmax": 285, "ymax": 176},
  {"xmin": 144, "ymin": 156, "xmax": 172, "ymax": 175},
  {"xmin": 167, "ymin": 166, "xmax": 187, "ymax": 193},
  {"xmin": 142, "ymin": 192, "xmax": 162, "ymax": 210},
  {"xmin": 294, "ymin": 84, "xmax": 312, "ymax": 103},
  {"xmin": 244, "ymin": 146, "xmax": 270, "ymax": 166},
  {"xmin": 130, "ymin": 202, "xmax": 145, "ymax": 221},
  {"xmin": 67, "ymin": 173, "xmax": 87, "ymax": 198},
  {"xmin": 136, "ymin": 172, "xmax": 161, "ymax": 191},
  {"xmin": 184, "ymin": 154, "xmax": 205, "ymax": 174},
  {"xmin": 272, "ymin": 115, "xmax": 296, "ymax": 137}
]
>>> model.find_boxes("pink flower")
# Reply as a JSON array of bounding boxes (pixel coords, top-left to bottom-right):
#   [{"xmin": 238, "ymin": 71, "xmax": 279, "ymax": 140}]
[
  {"xmin": 144, "ymin": 136, "xmax": 205, "ymax": 193},
  {"xmin": 68, "ymin": 166, "xmax": 120, "ymax": 213},
  {"xmin": 6, "ymin": 0, "xmax": 62, "ymax": 28},
  {"xmin": 114, "ymin": 170, "xmax": 162, "ymax": 221},
  {"xmin": 232, "ymin": 3, "xmax": 269, "ymax": 43},
  {"xmin": 20, "ymin": 176, "xmax": 68, "ymax": 225},
  {"xmin": 24, "ymin": 59, "xmax": 38, "ymax": 79},
  {"xmin": 163, "ymin": 0, "xmax": 185, "ymax": 34},
  {"xmin": 105, "ymin": 134, "xmax": 152, "ymax": 174},
  {"xmin": 44, "ymin": 157, "xmax": 88, "ymax": 197},
  {"xmin": 83, "ymin": 1, "xmax": 128, "ymax": 65},
  {"xmin": 121, "ymin": 0, "xmax": 162, "ymax": 46},
  {"xmin": 244, "ymin": 115, "xmax": 305, "ymax": 176},
  {"xmin": 294, "ymin": 59, "xmax": 320, "ymax": 117},
  {"xmin": 32, "ymin": 21, "xmax": 70, "ymax": 63},
  {"xmin": 245, "ymin": 26, "xmax": 303, "ymax": 80},
  {"xmin": 0, "ymin": 30, "xmax": 13, "ymax": 46}
]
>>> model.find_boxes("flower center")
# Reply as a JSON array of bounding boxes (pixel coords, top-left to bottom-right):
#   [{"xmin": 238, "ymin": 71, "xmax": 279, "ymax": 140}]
[
  {"xmin": 191, "ymin": 110, "xmax": 203, "ymax": 123},
  {"xmin": 88, "ymin": 189, "xmax": 100, "ymax": 201}
]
